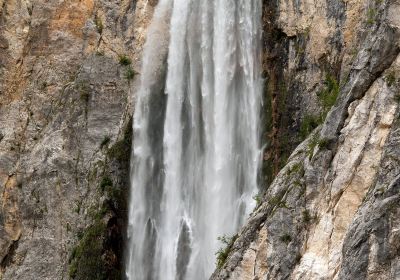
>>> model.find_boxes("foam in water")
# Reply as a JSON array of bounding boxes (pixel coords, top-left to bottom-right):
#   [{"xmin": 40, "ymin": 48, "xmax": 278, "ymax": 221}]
[{"xmin": 126, "ymin": 0, "xmax": 262, "ymax": 279}]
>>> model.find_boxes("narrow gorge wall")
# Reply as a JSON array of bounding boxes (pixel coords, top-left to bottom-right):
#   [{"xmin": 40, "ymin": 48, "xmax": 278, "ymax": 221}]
[
  {"xmin": 212, "ymin": 0, "xmax": 400, "ymax": 279},
  {"xmin": 0, "ymin": 0, "xmax": 156, "ymax": 278}
]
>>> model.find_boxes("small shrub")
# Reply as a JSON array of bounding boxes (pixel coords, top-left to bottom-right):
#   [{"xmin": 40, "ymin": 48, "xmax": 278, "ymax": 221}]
[
  {"xmin": 40, "ymin": 81, "xmax": 47, "ymax": 90},
  {"xmin": 96, "ymin": 50, "xmax": 104, "ymax": 56},
  {"xmin": 119, "ymin": 55, "xmax": 132, "ymax": 66},
  {"xmin": 100, "ymin": 176, "xmax": 112, "ymax": 192},
  {"xmin": 80, "ymin": 92, "xmax": 89, "ymax": 103},
  {"xmin": 307, "ymin": 134, "xmax": 320, "ymax": 160},
  {"xmin": 268, "ymin": 193, "xmax": 288, "ymax": 209},
  {"xmin": 318, "ymin": 74, "xmax": 339, "ymax": 111},
  {"xmin": 94, "ymin": 15, "xmax": 103, "ymax": 34},
  {"xmin": 125, "ymin": 67, "xmax": 135, "ymax": 81},
  {"xmin": 215, "ymin": 234, "xmax": 238, "ymax": 269},
  {"xmin": 107, "ymin": 118, "xmax": 132, "ymax": 165},
  {"xmin": 386, "ymin": 71, "xmax": 396, "ymax": 87},
  {"xmin": 253, "ymin": 194, "xmax": 262, "ymax": 208},
  {"xmin": 280, "ymin": 233, "xmax": 292, "ymax": 244},
  {"xmin": 366, "ymin": 8, "xmax": 376, "ymax": 25},
  {"xmin": 288, "ymin": 162, "xmax": 304, "ymax": 176},
  {"xmin": 318, "ymin": 137, "xmax": 329, "ymax": 149},
  {"xmin": 68, "ymin": 220, "xmax": 107, "ymax": 279},
  {"xmin": 302, "ymin": 210, "xmax": 311, "ymax": 223},
  {"xmin": 94, "ymin": 203, "xmax": 110, "ymax": 220},
  {"xmin": 100, "ymin": 136, "xmax": 111, "ymax": 149},
  {"xmin": 300, "ymin": 114, "xmax": 321, "ymax": 139}
]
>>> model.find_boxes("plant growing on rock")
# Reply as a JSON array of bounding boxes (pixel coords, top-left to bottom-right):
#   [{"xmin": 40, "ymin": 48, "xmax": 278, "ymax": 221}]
[
  {"xmin": 280, "ymin": 233, "xmax": 292, "ymax": 244},
  {"xmin": 119, "ymin": 55, "xmax": 132, "ymax": 66},
  {"xmin": 318, "ymin": 74, "xmax": 339, "ymax": 112},
  {"xmin": 100, "ymin": 176, "xmax": 112, "ymax": 192},
  {"xmin": 253, "ymin": 194, "xmax": 262, "ymax": 209},
  {"xmin": 386, "ymin": 71, "xmax": 396, "ymax": 87},
  {"xmin": 94, "ymin": 15, "xmax": 103, "ymax": 34},
  {"xmin": 68, "ymin": 219, "xmax": 107, "ymax": 279},
  {"xmin": 100, "ymin": 136, "xmax": 111, "ymax": 149},
  {"xmin": 107, "ymin": 121, "xmax": 132, "ymax": 164},
  {"xmin": 317, "ymin": 137, "xmax": 330, "ymax": 149},
  {"xmin": 366, "ymin": 8, "xmax": 377, "ymax": 25},
  {"xmin": 215, "ymin": 234, "xmax": 238, "ymax": 269},
  {"xmin": 125, "ymin": 67, "xmax": 136, "ymax": 81},
  {"xmin": 302, "ymin": 210, "xmax": 312, "ymax": 223},
  {"xmin": 300, "ymin": 114, "xmax": 321, "ymax": 140}
]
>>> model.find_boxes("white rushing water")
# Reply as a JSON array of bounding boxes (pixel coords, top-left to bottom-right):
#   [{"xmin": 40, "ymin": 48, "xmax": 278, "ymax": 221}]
[{"xmin": 126, "ymin": 0, "xmax": 262, "ymax": 279}]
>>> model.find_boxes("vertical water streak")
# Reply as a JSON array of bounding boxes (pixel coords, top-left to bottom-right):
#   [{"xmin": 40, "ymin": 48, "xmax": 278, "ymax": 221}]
[{"xmin": 127, "ymin": 0, "xmax": 262, "ymax": 279}]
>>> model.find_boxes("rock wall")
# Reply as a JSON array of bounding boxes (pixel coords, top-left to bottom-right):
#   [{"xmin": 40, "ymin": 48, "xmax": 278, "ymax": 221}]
[
  {"xmin": 1, "ymin": 0, "xmax": 399, "ymax": 279},
  {"xmin": 0, "ymin": 0, "xmax": 156, "ymax": 278},
  {"xmin": 212, "ymin": 0, "xmax": 400, "ymax": 279}
]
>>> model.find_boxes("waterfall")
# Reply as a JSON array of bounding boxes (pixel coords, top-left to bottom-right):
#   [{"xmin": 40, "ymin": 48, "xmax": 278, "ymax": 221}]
[{"xmin": 126, "ymin": 0, "xmax": 262, "ymax": 279}]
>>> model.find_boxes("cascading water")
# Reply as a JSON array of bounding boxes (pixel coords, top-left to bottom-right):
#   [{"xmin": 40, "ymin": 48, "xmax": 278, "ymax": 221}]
[{"xmin": 126, "ymin": 0, "xmax": 262, "ymax": 279}]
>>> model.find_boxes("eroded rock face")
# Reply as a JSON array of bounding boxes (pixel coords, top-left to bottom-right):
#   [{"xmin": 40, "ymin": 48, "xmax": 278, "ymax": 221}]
[
  {"xmin": 1, "ymin": 0, "xmax": 399, "ymax": 279},
  {"xmin": 0, "ymin": 0, "xmax": 157, "ymax": 278},
  {"xmin": 212, "ymin": 0, "xmax": 400, "ymax": 279}
]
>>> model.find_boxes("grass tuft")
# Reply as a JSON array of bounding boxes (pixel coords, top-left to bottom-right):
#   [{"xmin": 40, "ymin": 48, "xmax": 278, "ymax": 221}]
[
  {"xmin": 279, "ymin": 233, "xmax": 292, "ymax": 244},
  {"xmin": 119, "ymin": 55, "xmax": 132, "ymax": 66},
  {"xmin": 125, "ymin": 67, "xmax": 136, "ymax": 81},
  {"xmin": 216, "ymin": 234, "xmax": 238, "ymax": 269}
]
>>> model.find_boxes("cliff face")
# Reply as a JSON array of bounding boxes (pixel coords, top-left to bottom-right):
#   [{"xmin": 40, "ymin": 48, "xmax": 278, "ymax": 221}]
[
  {"xmin": 0, "ymin": 0, "xmax": 399, "ymax": 279},
  {"xmin": 213, "ymin": 0, "xmax": 400, "ymax": 279},
  {"xmin": 0, "ymin": 0, "xmax": 156, "ymax": 278}
]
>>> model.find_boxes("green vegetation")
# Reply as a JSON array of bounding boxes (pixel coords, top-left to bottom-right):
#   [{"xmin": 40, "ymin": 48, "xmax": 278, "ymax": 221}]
[
  {"xmin": 366, "ymin": 8, "xmax": 376, "ymax": 25},
  {"xmin": 94, "ymin": 15, "xmax": 103, "ymax": 34},
  {"xmin": 215, "ymin": 234, "xmax": 238, "ymax": 269},
  {"xmin": 307, "ymin": 134, "xmax": 320, "ymax": 160},
  {"xmin": 300, "ymin": 114, "xmax": 321, "ymax": 140},
  {"xmin": 68, "ymin": 219, "xmax": 107, "ymax": 279},
  {"xmin": 301, "ymin": 74, "xmax": 339, "ymax": 140},
  {"xmin": 118, "ymin": 55, "xmax": 132, "ymax": 66},
  {"xmin": 279, "ymin": 233, "xmax": 292, "ymax": 244},
  {"xmin": 288, "ymin": 162, "xmax": 305, "ymax": 177},
  {"xmin": 318, "ymin": 137, "xmax": 329, "ymax": 149},
  {"xmin": 302, "ymin": 210, "xmax": 312, "ymax": 223},
  {"xmin": 100, "ymin": 136, "xmax": 111, "ymax": 149},
  {"xmin": 253, "ymin": 194, "xmax": 262, "ymax": 209},
  {"xmin": 100, "ymin": 176, "xmax": 113, "ymax": 192},
  {"xmin": 318, "ymin": 74, "xmax": 339, "ymax": 112},
  {"xmin": 386, "ymin": 71, "xmax": 396, "ymax": 87},
  {"xmin": 125, "ymin": 67, "xmax": 136, "ymax": 81},
  {"xmin": 268, "ymin": 192, "xmax": 288, "ymax": 209},
  {"xmin": 93, "ymin": 203, "xmax": 110, "ymax": 220},
  {"xmin": 107, "ymin": 118, "xmax": 132, "ymax": 165},
  {"xmin": 307, "ymin": 134, "xmax": 332, "ymax": 159}
]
